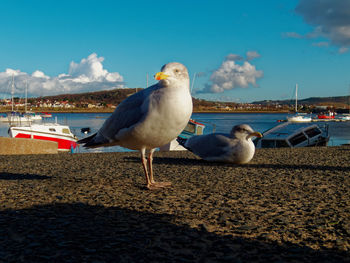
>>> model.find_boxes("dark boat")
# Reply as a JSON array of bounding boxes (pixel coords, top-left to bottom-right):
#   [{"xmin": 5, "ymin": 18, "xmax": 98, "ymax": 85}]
[
  {"xmin": 255, "ymin": 122, "xmax": 329, "ymax": 148},
  {"xmin": 81, "ymin": 127, "xmax": 91, "ymax": 134}
]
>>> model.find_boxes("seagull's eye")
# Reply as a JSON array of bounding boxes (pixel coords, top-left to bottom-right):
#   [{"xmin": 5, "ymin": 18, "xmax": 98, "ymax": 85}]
[
  {"xmin": 236, "ymin": 127, "xmax": 248, "ymax": 133},
  {"xmin": 174, "ymin": 69, "xmax": 179, "ymax": 73}
]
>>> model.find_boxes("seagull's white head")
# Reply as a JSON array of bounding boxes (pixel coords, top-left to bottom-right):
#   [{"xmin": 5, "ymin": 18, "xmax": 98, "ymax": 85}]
[
  {"xmin": 155, "ymin": 62, "xmax": 190, "ymax": 88},
  {"xmin": 230, "ymin": 124, "xmax": 262, "ymax": 141}
]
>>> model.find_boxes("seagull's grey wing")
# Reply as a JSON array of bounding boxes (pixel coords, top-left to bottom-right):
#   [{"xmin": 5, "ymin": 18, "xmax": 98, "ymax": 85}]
[
  {"xmin": 80, "ymin": 85, "xmax": 157, "ymax": 147},
  {"xmin": 101, "ymin": 88, "xmax": 153, "ymax": 134},
  {"xmin": 185, "ymin": 133, "xmax": 232, "ymax": 159}
]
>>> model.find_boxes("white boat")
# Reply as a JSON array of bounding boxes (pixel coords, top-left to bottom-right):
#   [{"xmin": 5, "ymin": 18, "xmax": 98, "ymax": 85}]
[
  {"xmin": 0, "ymin": 78, "xmax": 42, "ymax": 123},
  {"xmin": 159, "ymin": 119, "xmax": 206, "ymax": 151},
  {"xmin": 25, "ymin": 112, "xmax": 43, "ymax": 120},
  {"xmin": 287, "ymin": 84, "xmax": 311, "ymax": 123},
  {"xmin": 255, "ymin": 122, "xmax": 329, "ymax": 148},
  {"xmin": 0, "ymin": 112, "xmax": 32, "ymax": 124},
  {"xmin": 287, "ymin": 114, "xmax": 312, "ymax": 123},
  {"xmin": 340, "ymin": 90, "xmax": 350, "ymax": 120},
  {"xmin": 9, "ymin": 122, "xmax": 78, "ymax": 152},
  {"xmin": 0, "ymin": 111, "xmax": 42, "ymax": 124},
  {"xmin": 341, "ymin": 115, "xmax": 350, "ymax": 121}
]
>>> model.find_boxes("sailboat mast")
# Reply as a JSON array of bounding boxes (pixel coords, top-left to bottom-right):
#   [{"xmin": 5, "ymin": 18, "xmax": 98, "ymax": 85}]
[
  {"xmin": 11, "ymin": 74, "xmax": 14, "ymax": 112},
  {"xmin": 348, "ymin": 84, "xmax": 350, "ymax": 114},
  {"xmin": 295, "ymin": 83, "xmax": 298, "ymax": 113},
  {"xmin": 191, "ymin": 73, "xmax": 197, "ymax": 93},
  {"xmin": 25, "ymin": 81, "xmax": 28, "ymax": 113}
]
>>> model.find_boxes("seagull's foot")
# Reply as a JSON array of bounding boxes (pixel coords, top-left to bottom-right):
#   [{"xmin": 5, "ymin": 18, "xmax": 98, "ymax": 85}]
[{"xmin": 147, "ymin": 181, "xmax": 172, "ymax": 190}]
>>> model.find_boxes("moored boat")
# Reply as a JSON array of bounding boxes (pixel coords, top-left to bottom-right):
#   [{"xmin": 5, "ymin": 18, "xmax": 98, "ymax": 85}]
[
  {"xmin": 286, "ymin": 84, "xmax": 311, "ymax": 123},
  {"xmin": 9, "ymin": 123, "xmax": 78, "ymax": 152},
  {"xmin": 318, "ymin": 112, "xmax": 335, "ymax": 119},
  {"xmin": 340, "ymin": 115, "xmax": 350, "ymax": 121},
  {"xmin": 40, "ymin": 112, "xmax": 53, "ymax": 118},
  {"xmin": 0, "ymin": 112, "xmax": 32, "ymax": 124},
  {"xmin": 255, "ymin": 122, "xmax": 329, "ymax": 148},
  {"xmin": 287, "ymin": 114, "xmax": 312, "ymax": 123},
  {"xmin": 0, "ymin": 78, "xmax": 42, "ymax": 123},
  {"xmin": 0, "ymin": 111, "xmax": 42, "ymax": 123}
]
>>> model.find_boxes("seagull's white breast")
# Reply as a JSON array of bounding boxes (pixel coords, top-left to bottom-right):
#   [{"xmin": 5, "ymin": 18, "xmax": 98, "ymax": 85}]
[{"xmin": 117, "ymin": 86, "xmax": 192, "ymax": 150}]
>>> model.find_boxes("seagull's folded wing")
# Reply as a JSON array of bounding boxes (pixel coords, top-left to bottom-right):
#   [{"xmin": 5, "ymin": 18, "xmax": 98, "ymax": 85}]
[
  {"xmin": 99, "ymin": 86, "xmax": 157, "ymax": 141},
  {"xmin": 186, "ymin": 133, "xmax": 231, "ymax": 159}
]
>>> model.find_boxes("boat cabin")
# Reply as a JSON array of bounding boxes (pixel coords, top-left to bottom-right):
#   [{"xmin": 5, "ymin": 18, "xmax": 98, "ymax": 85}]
[
  {"xmin": 178, "ymin": 119, "xmax": 205, "ymax": 139},
  {"xmin": 255, "ymin": 122, "xmax": 329, "ymax": 148}
]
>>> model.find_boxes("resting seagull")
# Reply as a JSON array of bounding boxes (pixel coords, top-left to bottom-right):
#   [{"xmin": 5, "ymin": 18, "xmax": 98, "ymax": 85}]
[
  {"xmin": 78, "ymin": 62, "xmax": 193, "ymax": 189},
  {"xmin": 177, "ymin": 124, "xmax": 262, "ymax": 164}
]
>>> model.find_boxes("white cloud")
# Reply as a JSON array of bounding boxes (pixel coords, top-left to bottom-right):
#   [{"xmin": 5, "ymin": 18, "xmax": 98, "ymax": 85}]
[
  {"xmin": 0, "ymin": 53, "xmax": 125, "ymax": 97},
  {"xmin": 246, "ymin": 51, "xmax": 261, "ymax": 61},
  {"xmin": 225, "ymin": 54, "xmax": 244, "ymax": 61},
  {"xmin": 283, "ymin": 32, "xmax": 303, "ymax": 39},
  {"xmin": 5, "ymin": 69, "xmax": 22, "ymax": 76},
  {"xmin": 312, "ymin": 41, "xmax": 329, "ymax": 47},
  {"xmin": 293, "ymin": 0, "xmax": 350, "ymax": 52},
  {"xmin": 68, "ymin": 53, "xmax": 123, "ymax": 83},
  {"xmin": 200, "ymin": 53, "xmax": 263, "ymax": 94},
  {"xmin": 32, "ymin": 70, "xmax": 50, "ymax": 79},
  {"xmin": 339, "ymin": 47, "xmax": 349, "ymax": 54}
]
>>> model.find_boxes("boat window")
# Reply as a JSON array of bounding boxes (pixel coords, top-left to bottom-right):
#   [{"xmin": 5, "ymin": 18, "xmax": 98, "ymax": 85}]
[
  {"xmin": 184, "ymin": 123, "xmax": 196, "ymax": 134},
  {"xmin": 62, "ymin": 128, "xmax": 70, "ymax": 134},
  {"xmin": 196, "ymin": 126, "xmax": 204, "ymax": 135},
  {"xmin": 49, "ymin": 128, "xmax": 56, "ymax": 132},
  {"xmin": 276, "ymin": 140, "xmax": 289, "ymax": 147},
  {"xmin": 261, "ymin": 140, "xmax": 275, "ymax": 148},
  {"xmin": 305, "ymin": 127, "xmax": 321, "ymax": 138},
  {"xmin": 289, "ymin": 133, "xmax": 307, "ymax": 146},
  {"xmin": 261, "ymin": 139, "xmax": 289, "ymax": 148}
]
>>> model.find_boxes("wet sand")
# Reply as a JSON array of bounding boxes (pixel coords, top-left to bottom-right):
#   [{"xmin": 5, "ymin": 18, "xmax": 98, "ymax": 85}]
[{"xmin": 0, "ymin": 146, "xmax": 349, "ymax": 262}]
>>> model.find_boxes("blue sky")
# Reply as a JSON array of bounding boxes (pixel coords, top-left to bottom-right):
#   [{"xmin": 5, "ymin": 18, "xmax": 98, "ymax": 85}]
[{"xmin": 0, "ymin": 0, "xmax": 349, "ymax": 102}]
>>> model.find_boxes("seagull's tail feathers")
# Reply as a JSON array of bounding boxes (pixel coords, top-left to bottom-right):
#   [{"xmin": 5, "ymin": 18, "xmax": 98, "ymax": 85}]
[
  {"xmin": 77, "ymin": 133, "xmax": 96, "ymax": 144},
  {"xmin": 77, "ymin": 133, "xmax": 110, "ymax": 148},
  {"xmin": 176, "ymin": 137, "xmax": 192, "ymax": 152}
]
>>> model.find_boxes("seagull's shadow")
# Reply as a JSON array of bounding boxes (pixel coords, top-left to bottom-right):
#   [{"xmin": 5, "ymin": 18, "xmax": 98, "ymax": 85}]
[
  {"xmin": 124, "ymin": 156, "xmax": 350, "ymax": 172},
  {"xmin": 0, "ymin": 173, "xmax": 51, "ymax": 180},
  {"xmin": 1, "ymin": 203, "xmax": 347, "ymax": 262}
]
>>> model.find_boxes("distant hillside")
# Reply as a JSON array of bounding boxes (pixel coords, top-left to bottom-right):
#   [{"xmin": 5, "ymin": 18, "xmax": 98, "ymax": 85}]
[
  {"xmin": 26, "ymin": 88, "xmax": 350, "ymax": 111},
  {"xmin": 253, "ymin": 95, "xmax": 350, "ymax": 106},
  {"xmin": 28, "ymin": 88, "xmax": 139, "ymax": 106},
  {"xmin": 27, "ymin": 88, "xmax": 232, "ymax": 109}
]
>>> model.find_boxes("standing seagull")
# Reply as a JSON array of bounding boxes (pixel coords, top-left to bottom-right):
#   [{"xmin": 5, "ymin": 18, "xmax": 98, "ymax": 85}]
[
  {"xmin": 177, "ymin": 124, "xmax": 262, "ymax": 164},
  {"xmin": 78, "ymin": 62, "xmax": 193, "ymax": 189}
]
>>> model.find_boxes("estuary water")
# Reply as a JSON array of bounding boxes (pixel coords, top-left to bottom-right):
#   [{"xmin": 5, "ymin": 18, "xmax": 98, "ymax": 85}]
[{"xmin": 1, "ymin": 112, "xmax": 350, "ymax": 153}]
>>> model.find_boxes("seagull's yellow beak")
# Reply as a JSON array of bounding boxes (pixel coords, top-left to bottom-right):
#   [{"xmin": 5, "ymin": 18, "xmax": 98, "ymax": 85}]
[
  {"xmin": 155, "ymin": 72, "xmax": 169, "ymax": 80},
  {"xmin": 248, "ymin": 131, "xmax": 263, "ymax": 139}
]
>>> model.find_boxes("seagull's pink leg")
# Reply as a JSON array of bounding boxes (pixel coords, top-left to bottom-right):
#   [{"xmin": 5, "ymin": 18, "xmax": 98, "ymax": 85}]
[
  {"xmin": 148, "ymin": 149, "xmax": 155, "ymax": 184},
  {"xmin": 147, "ymin": 148, "xmax": 171, "ymax": 189},
  {"xmin": 140, "ymin": 148, "xmax": 152, "ymax": 188}
]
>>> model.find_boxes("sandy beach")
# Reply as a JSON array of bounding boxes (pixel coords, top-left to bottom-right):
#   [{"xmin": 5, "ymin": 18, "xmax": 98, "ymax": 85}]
[{"xmin": 0, "ymin": 146, "xmax": 349, "ymax": 262}]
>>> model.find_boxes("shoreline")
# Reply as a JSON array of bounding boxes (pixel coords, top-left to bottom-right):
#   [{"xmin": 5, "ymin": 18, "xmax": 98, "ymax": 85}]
[
  {"xmin": 0, "ymin": 109, "xmax": 291, "ymax": 114},
  {"xmin": 0, "ymin": 147, "xmax": 349, "ymax": 262}
]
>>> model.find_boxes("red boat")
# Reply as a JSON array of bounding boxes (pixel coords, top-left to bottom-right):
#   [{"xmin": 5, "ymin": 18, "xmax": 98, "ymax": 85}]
[
  {"xmin": 9, "ymin": 123, "xmax": 78, "ymax": 152},
  {"xmin": 40, "ymin": 112, "xmax": 53, "ymax": 118},
  {"xmin": 318, "ymin": 112, "xmax": 335, "ymax": 119}
]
